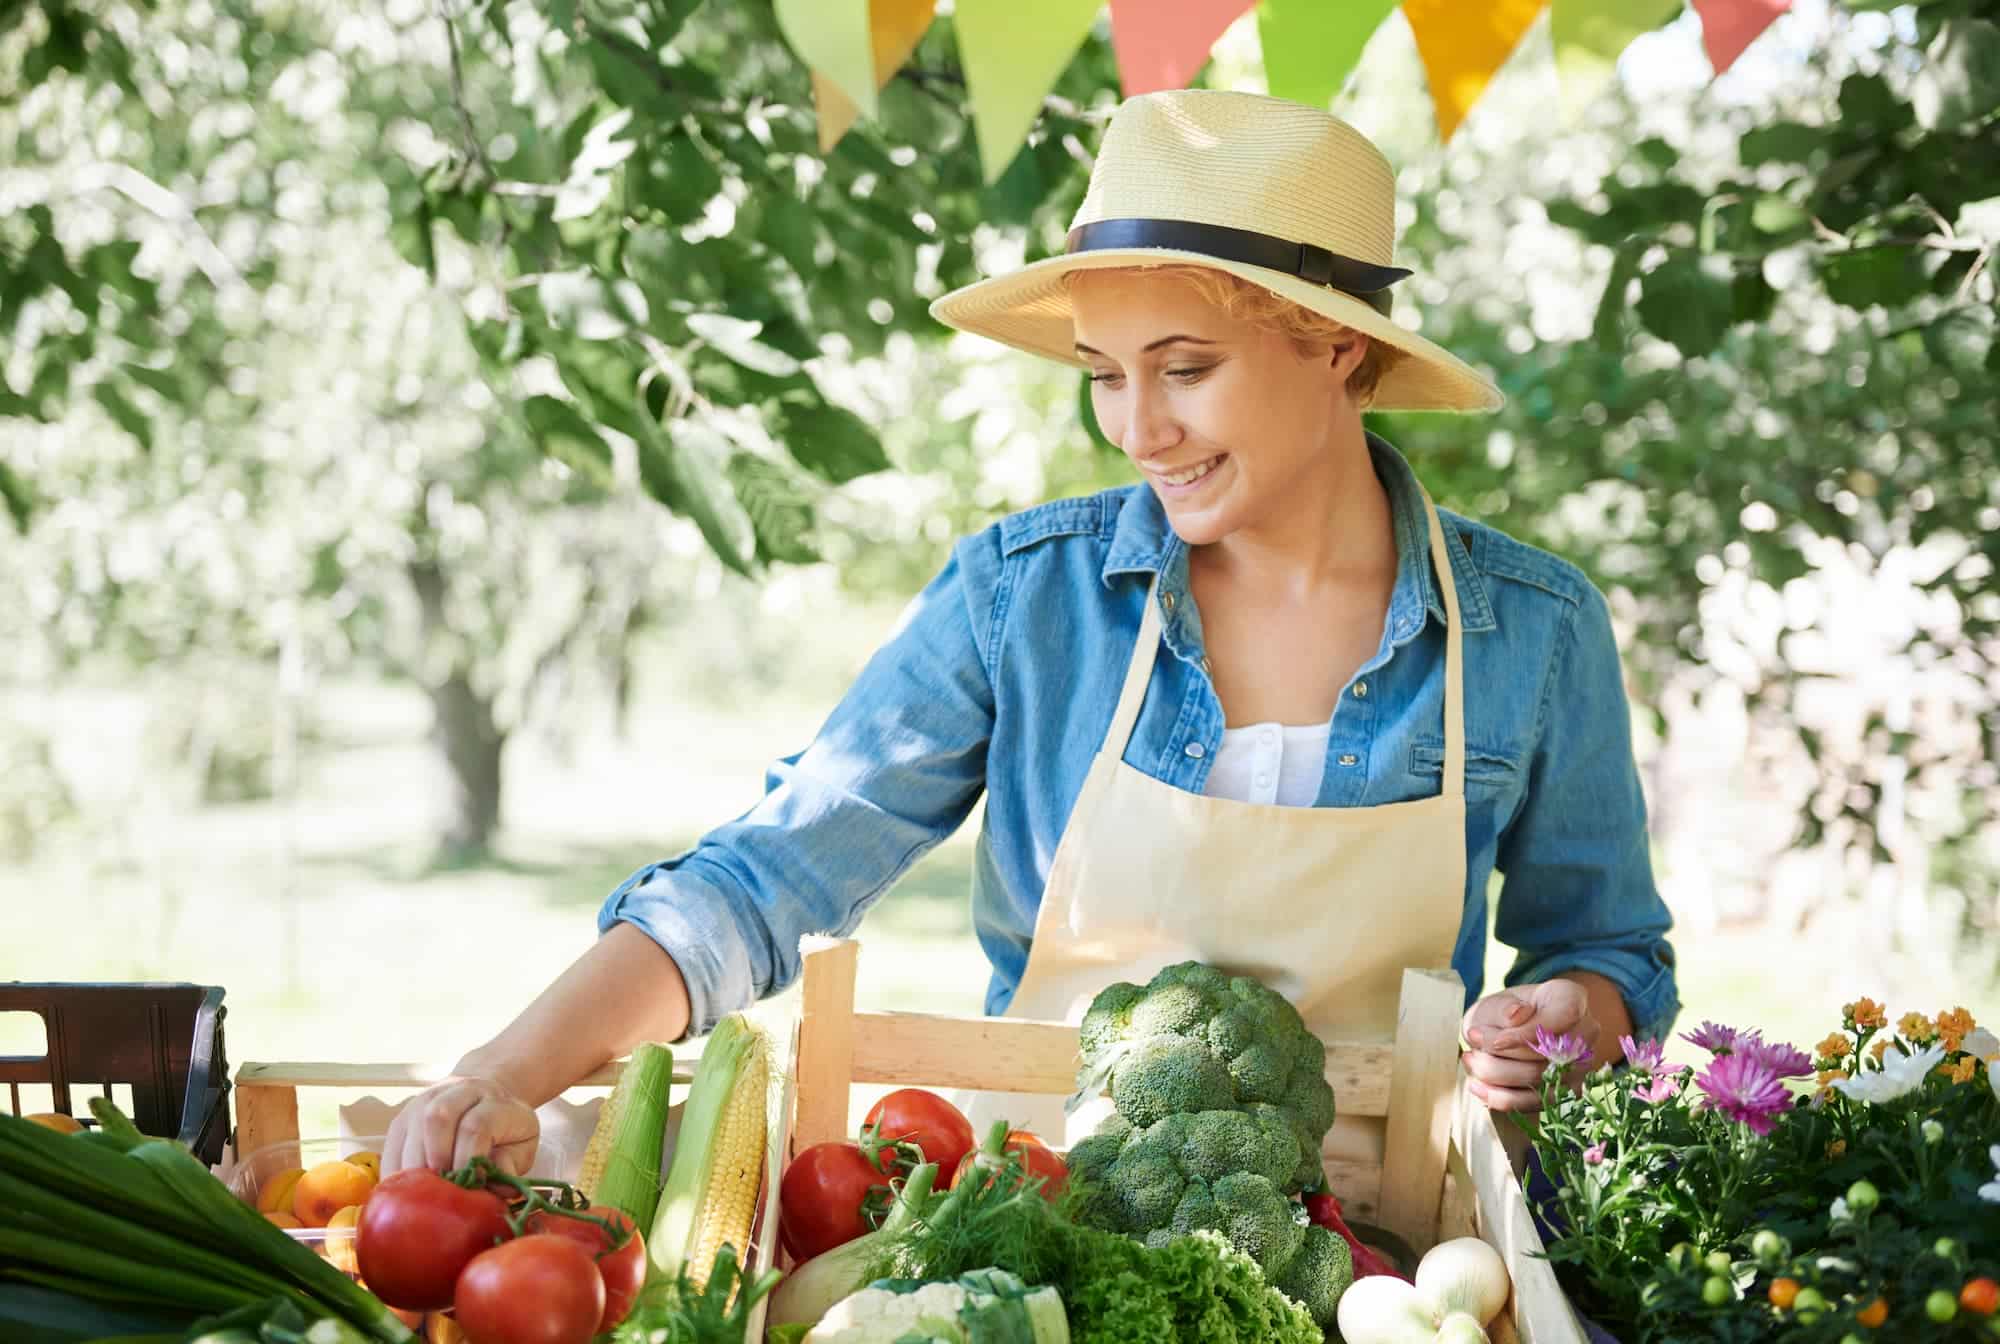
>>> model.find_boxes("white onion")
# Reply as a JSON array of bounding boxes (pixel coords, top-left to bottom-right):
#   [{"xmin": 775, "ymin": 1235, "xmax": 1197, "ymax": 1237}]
[{"xmin": 1414, "ymin": 1237, "xmax": 1511, "ymax": 1327}]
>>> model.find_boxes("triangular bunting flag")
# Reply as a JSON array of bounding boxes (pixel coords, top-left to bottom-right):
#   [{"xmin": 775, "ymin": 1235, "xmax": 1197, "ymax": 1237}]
[
  {"xmin": 1691, "ymin": 0, "xmax": 1792, "ymax": 76},
  {"xmin": 812, "ymin": 0, "xmax": 940, "ymax": 152},
  {"xmin": 1551, "ymin": 0, "xmax": 1683, "ymax": 118},
  {"xmin": 1257, "ymin": 0, "xmax": 1399, "ymax": 110},
  {"xmin": 1404, "ymin": 0, "xmax": 1550, "ymax": 140},
  {"xmin": 956, "ymin": 0, "xmax": 1103, "ymax": 183},
  {"xmin": 776, "ymin": 0, "xmax": 877, "ymax": 119},
  {"xmin": 1107, "ymin": 0, "xmax": 1256, "ymax": 96}
]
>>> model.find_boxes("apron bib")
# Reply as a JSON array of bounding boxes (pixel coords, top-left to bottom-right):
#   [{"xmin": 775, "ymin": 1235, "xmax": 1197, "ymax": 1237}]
[{"xmin": 960, "ymin": 484, "xmax": 1468, "ymax": 1166}]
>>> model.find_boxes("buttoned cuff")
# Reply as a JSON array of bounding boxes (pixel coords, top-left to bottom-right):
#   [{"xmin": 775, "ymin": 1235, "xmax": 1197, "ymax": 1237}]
[{"xmin": 1528, "ymin": 943, "xmax": 1681, "ymax": 1047}]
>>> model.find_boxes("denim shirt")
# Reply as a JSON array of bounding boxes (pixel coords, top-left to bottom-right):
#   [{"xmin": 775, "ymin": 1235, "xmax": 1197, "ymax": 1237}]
[{"xmin": 600, "ymin": 436, "xmax": 1681, "ymax": 1043}]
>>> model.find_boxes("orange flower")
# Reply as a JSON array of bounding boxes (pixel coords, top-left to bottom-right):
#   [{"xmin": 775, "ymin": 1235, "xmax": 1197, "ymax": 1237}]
[
  {"xmin": 1826, "ymin": 1139, "xmax": 1847, "ymax": 1159},
  {"xmin": 1937, "ymin": 1007, "xmax": 1976, "ymax": 1053},
  {"xmin": 1946, "ymin": 1056, "xmax": 1977, "ymax": 1085},
  {"xmin": 1816, "ymin": 1033, "xmax": 1852, "ymax": 1062},
  {"xmin": 1900, "ymin": 1011, "xmax": 1937, "ymax": 1043},
  {"xmin": 1846, "ymin": 998, "xmax": 1887, "ymax": 1030},
  {"xmin": 1871, "ymin": 1038, "xmax": 1892, "ymax": 1063}
]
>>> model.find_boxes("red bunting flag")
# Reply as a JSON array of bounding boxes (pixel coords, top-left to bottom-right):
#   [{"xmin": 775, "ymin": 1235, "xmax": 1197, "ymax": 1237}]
[
  {"xmin": 1691, "ymin": 0, "xmax": 1792, "ymax": 76},
  {"xmin": 1107, "ymin": 0, "xmax": 1258, "ymax": 95}
]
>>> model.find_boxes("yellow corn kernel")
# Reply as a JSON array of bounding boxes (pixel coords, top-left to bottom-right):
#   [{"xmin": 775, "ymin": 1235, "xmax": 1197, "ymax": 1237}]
[{"xmin": 649, "ymin": 1014, "xmax": 769, "ymax": 1295}]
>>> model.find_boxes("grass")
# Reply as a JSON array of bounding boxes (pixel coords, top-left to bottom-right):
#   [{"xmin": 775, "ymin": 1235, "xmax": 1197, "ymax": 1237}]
[{"xmin": 4, "ymin": 643, "xmax": 1994, "ymax": 1154}]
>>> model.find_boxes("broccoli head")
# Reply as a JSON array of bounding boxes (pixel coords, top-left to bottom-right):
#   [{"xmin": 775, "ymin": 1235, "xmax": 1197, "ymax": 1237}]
[
  {"xmin": 1078, "ymin": 961, "xmax": 1336, "ymax": 1188},
  {"xmin": 1070, "ymin": 1113, "xmax": 1352, "ymax": 1329}
]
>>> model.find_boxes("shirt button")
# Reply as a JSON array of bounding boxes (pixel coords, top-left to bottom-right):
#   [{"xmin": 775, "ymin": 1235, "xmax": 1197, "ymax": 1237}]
[
  {"xmin": 1185, "ymin": 742, "xmax": 1206, "ymax": 759},
  {"xmin": 1161, "ymin": 591, "xmax": 1176, "ymax": 613},
  {"xmin": 1353, "ymin": 682, "xmax": 1369, "ymax": 699},
  {"xmin": 1338, "ymin": 753, "xmax": 1360, "ymax": 767},
  {"xmin": 1254, "ymin": 775, "xmax": 1271, "ymax": 789}
]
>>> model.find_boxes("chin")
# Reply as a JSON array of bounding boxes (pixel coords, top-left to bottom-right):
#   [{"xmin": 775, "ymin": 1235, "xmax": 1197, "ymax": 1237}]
[{"xmin": 1157, "ymin": 496, "xmax": 1235, "ymax": 547}]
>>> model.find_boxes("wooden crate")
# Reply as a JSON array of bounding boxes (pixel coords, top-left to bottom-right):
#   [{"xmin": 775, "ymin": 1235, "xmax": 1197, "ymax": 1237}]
[{"xmin": 789, "ymin": 934, "xmax": 1589, "ymax": 1344}]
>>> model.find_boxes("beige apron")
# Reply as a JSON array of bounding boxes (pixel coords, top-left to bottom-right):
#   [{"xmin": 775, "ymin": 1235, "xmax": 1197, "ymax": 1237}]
[{"xmin": 962, "ymin": 485, "xmax": 1468, "ymax": 1166}]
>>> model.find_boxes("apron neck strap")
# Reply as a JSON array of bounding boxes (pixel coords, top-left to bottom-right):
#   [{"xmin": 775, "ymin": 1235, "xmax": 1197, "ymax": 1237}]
[
  {"xmin": 1417, "ymin": 484, "xmax": 1467, "ymax": 798},
  {"xmin": 1105, "ymin": 573, "xmax": 1166, "ymax": 756}
]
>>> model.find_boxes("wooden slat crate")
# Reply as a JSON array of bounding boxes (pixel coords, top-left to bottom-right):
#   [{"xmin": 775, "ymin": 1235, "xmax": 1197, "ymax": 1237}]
[{"xmin": 789, "ymin": 933, "xmax": 1589, "ymax": 1344}]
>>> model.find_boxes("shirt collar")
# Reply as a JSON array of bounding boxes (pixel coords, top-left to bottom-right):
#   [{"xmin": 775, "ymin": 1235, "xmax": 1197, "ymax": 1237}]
[{"xmin": 1100, "ymin": 434, "xmax": 1495, "ymax": 637}]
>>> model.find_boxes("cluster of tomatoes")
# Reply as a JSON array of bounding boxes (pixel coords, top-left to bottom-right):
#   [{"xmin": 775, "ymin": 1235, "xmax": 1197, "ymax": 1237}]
[
  {"xmin": 776, "ymin": 1088, "xmax": 1067, "ymax": 1264},
  {"xmin": 354, "ymin": 1160, "xmax": 645, "ymax": 1344}
]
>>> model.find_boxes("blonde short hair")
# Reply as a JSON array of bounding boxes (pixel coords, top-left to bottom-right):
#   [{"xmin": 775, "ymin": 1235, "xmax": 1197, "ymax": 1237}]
[{"xmin": 1066, "ymin": 265, "xmax": 1404, "ymax": 408}]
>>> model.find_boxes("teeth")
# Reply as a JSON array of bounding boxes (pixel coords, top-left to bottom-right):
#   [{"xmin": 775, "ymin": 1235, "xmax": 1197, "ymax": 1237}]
[{"xmin": 1162, "ymin": 456, "xmax": 1221, "ymax": 486}]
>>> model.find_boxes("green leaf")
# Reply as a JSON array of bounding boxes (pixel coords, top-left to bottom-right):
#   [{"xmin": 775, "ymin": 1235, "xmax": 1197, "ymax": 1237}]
[
  {"xmin": 637, "ymin": 417, "xmax": 757, "ymax": 573},
  {"xmin": 0, "ymin": 457, "xmax": 34, "ymax": 531},
  {"xmin": 725, "ymin": 454, "xmax": 821, "ymax": 564},
  {"xmin": 389, "ymin": 200, "xmax": 436, "ymax": 280},
  {"xmin": 768, "ymin": 396, "xmax": 891, "ymax": 483},
  {"xmin": 1634, "ymin": 250, "xmax": 1736, "ymax": 358},
  {"xmin": 522, "ymin": 395, "xmax": 616, "ymax": 485},
  {"xmin": 1912, "ymin": 20, "xmax": 2000, "ymax": 131},
  {"xmin": 687, "ymin": 312, "xmax": 800, "ymax": 376},
  {"xmin": 640, "ymin": 135, "xmax": 722, "ymax": 226},
  {"xmin": 1817, "ymin": 246, "xmax": 1919, "ymax": 310},
  {"xmin": 1738, "ymin": 122, "xmax": 1825, "ymax": 167},
  {"xmin": 1921, "ymin": 310, "xmax": 1994, "ymax": 373},
  {"xmin": 1632, "ymin": 137, "xmax": 1678, "ymax": 172},
  {"xmin": 761, "ymin": 194, "xmax": 823, "ymax": 280},
  {"xmin": 121, "ymin": 364, "xmax": 183, "ymax": 405},
  {"xmin": 93, "ymin": 382, "xmax": 151, "ymax": 452},
  {"xmin": 1836, "ymin": 73, "xmax": 1911, "ymax": 132},
  {"xmin": 1731, "ymin": 265, "xmax": 1779, "ymax": 325},
  {"xmin": 1750, "ymin": 195, "xmax": 1810, "ymax": 236}
]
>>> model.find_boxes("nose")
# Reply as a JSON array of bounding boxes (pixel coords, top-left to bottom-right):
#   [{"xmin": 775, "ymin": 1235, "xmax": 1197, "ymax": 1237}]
[{"xmin": 1118, "ymin": 381, "xmax": 1182, "ymax": 461}]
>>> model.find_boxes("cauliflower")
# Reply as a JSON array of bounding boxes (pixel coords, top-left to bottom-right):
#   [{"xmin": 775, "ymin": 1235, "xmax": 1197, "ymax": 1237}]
[
  {"xmin": 801, "ymin": 1269, "xmax": 1068, "ymax": 1344},
  {"xmin": 1066, "ymin": 963, "xmax": 1352, "ymax": 1329}
]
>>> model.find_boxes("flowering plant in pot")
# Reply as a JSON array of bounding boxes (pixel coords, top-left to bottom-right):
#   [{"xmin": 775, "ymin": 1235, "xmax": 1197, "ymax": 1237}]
[{"xmin": 1523, "ymin": 1002, "xmax": 2000, "ymax": 1342}]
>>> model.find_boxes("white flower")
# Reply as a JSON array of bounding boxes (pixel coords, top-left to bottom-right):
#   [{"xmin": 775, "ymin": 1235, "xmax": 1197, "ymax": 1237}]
[
  {"xmin": 1830, "ymin": 1196, "xmax": 1851, "ymax": 1224},
  {"xmin": 1923, "ymin": 1119, "xmax": 1945, "ymax": 1145},
  {"xmin": 1982, "ymin": 1145, "xmax": 2000, "ymax": 1204},
  {"xmin": 1965, "ymin": 1027, "xmax": 2000, "ymax": 1060},
  {"xmin": 1831, "ymin": 1043, "xmax": 1948, "ymax": 1104}
]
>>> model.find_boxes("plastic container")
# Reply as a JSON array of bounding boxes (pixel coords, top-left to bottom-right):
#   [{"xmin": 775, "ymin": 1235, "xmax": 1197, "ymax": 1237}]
[{"xmin": 0, "ymin": 982, "xmax": 229, "ymax": 1164}]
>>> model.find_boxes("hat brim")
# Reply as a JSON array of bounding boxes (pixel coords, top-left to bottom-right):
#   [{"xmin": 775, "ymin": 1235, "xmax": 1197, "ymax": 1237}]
[{"xmin": 929, "ymin": 248, "xmax": 1505, "ymax": 414}]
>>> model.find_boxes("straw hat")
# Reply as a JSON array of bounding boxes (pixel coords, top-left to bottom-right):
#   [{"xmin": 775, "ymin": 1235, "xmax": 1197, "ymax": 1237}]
[{"xmin": 929, "ymin": 89, "xmax": 1504, "ymax": 414}]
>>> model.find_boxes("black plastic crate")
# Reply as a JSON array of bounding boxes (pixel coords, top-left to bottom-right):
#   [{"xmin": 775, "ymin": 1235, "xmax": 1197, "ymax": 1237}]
[{"xmin": 0, "ymin": 982, "xmax": 230, "ymax": 1165}]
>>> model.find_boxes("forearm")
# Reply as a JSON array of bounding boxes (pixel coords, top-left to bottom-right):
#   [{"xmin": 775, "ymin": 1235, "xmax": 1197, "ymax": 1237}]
[
  {"xmin": 454, "ymin": 922, "xmax": 691, "ymax": 1107},
  {"xmin": 1557, "ymin": 969, "xmax": 1635, "ymax": 1067}
]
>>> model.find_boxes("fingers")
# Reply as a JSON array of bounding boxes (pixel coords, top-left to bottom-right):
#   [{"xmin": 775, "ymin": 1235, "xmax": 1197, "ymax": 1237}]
[
  {"xmin": 1461, "ymin": 991, "xmax": 1533, "ymax": 1041},
  {"xmin": 1461, "ymin": 1048, "xmax": 1550, "ymax": 1113},
  {"xmin": 381, "ymin": 1079, "xmax": 535, "ymax": 1176}
]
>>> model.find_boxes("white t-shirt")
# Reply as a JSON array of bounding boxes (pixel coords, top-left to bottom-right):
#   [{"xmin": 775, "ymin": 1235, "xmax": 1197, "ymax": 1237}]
[{"xmin": 1200, "ymin": 720, "xmax": 1333, "ymax": 807}]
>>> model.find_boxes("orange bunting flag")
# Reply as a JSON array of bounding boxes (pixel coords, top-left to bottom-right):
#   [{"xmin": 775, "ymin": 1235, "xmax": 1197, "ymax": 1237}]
[
  {"xmin": 1403, "ymin": 0, "xmax": 1550, "ymax": 140},
  {"xmin": 1107, "ymin": 0, "xmax": 1257, "ymax": 95},
  {"xmin": 1691, "ymin": 0, "xmax": 1792, "ymax": 76}
]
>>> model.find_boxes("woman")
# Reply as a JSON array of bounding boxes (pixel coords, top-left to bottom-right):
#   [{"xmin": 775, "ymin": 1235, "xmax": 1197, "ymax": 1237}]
[{"xmin": 383, "ymin": 89, "xmax": 1677, "ymax": 1178}]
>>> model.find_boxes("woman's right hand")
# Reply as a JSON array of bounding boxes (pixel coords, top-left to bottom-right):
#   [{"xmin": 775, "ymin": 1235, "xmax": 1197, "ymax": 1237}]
[{"xmin": 382, "ymin": 1075, "xmax": 540, "ymax": 1177}]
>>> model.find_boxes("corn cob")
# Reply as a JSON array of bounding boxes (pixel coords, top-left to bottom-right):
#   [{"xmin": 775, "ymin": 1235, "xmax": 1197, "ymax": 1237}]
[
  {"xmin": 647, "ymin": 1013, "xmax": 769, "ymax": 1294},
  {"xmin": 577, "ymin": 1040, "xmax": 674, "ymax": 1233}
]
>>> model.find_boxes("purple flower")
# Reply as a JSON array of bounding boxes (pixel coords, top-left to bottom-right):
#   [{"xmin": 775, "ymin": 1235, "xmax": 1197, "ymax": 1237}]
[
  {"xmin": 1696, "ymin": 1053, "xmax": 1791, "ymax": 1136},
  {"xmin": 1584, "ymin": 1142, "xmax": 1607, "ymax": 1165},
  {"xmin": 1681, "ymin": 1020, "xmax": 1742, "ymax": 1054},
  {"xmin": 1736, "ymin": 1035, "xmax": 1814, "ymax": 1079},
  {"xmin": 1633, "ymin": 1073, "xmax": 1680, "ymax": 1104},
  {"xmin": 1620, "ymin": 1035, "xmax": 1666, "ymax": 1072},
  {"xmin": 1534, "ymin": 1026, "xmax": 1591, "ymax": 1068}
]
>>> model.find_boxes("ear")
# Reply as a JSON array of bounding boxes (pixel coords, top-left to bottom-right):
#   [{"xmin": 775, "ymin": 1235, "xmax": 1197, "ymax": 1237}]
[{"xmin": 1327, "ymin": 331, "xmax": 1370, "ymax": 380}]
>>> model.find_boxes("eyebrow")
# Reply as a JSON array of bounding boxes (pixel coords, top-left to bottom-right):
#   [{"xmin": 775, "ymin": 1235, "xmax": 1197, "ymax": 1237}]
[{"xmin": 1072, "ymin": 335, "xmax": 1221, "ymax": 357}]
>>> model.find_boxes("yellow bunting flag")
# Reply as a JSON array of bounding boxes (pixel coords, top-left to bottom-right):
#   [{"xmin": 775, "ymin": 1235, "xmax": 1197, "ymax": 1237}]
[
  {"xmin": 1691, "ymin": 0, "xmax": 1791, "ymax": 76},
  {"xmin": 1403, "ymin": 0, "xmax": 1550, "ymax": 140},
  {"xmin": 956, "ymin": 0, "xmax": 1104, "ymax": 183},
  {"xmin": 1551, "ymin": 0, "xmax": 1682, "ymax": 118},
  {"xmin": 1107, "ymin": 0, "xmax": 1256, "ymax": 95},
  {"xmin": 1257, "ymin": 0, "xmax": 1398, "ymax": 111},
  {"xmin": 809, "ymin": 0, "xmax": 940, "ymax": 152}
]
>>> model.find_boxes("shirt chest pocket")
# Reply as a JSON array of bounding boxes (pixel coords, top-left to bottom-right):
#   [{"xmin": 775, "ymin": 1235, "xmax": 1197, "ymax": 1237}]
[{"xmin": 1408, "ymin": 738, "xmax": 1522, "ymax": 790}]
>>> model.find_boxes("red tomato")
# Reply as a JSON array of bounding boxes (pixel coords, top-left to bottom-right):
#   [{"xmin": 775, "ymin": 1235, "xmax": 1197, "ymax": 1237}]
[
  {"xmin": 862, "ymin": 1089, "xmax": 976, "ymax": 1177},
  {"xmin": 453, "ymin": 1234, "xmax": 605, "ymax": 1344},
  {"xmin": 355, "ymin": 1169, "xmax": 512, "ymax": 1311},
  {"xmin": 523, "ymin": 1205, "xmax": 645, "ymax": 1330},
  {"xmin": 948, "ymin": 1130, "xmax": 1067, "ymax": 1200},
  {"xmin": 779, "ymin": 1140, "xmax": 891, "ymax": 1263}
]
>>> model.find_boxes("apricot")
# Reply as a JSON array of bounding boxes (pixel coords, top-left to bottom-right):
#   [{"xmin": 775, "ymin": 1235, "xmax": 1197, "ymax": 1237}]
[{"xmin": 292, "ymin": 1158, "xmax": 376, "ymax": 1227}]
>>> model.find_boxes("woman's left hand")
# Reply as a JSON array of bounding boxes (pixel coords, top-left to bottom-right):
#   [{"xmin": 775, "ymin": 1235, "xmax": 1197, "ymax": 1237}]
[{"xmin": 1459, "ymin": 980, "xmax": 1602, "ymax": 1113}]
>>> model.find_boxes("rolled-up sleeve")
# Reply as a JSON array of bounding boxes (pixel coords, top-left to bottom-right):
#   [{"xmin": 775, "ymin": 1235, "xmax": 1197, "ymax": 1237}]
[
  {"xmin": 1493, "ymin": 583, "xmax": 1680, "ymax": 1043},
  {"xmin": 598, "ymin": 536, "xmax": 999, "ymax": 1038}
]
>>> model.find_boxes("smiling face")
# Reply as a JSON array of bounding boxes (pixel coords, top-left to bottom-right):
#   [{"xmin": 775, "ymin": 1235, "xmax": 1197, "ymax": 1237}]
[{"xmin": 1069, "ymin": 267, "xmax": 1373, "ymax": 547}]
